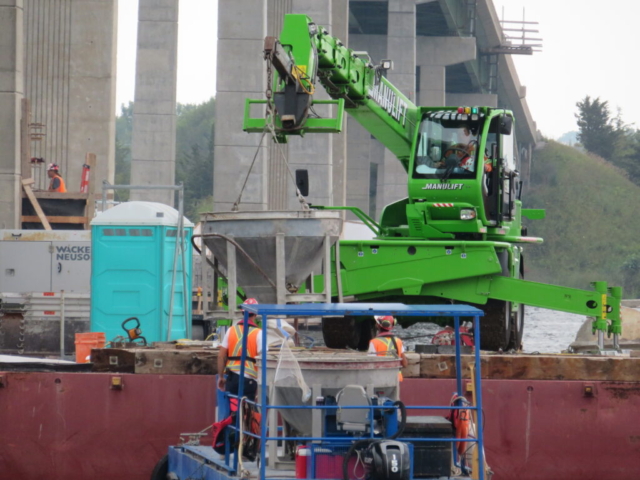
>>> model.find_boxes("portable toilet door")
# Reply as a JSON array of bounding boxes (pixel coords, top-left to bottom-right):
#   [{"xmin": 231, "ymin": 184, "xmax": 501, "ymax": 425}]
[
  {"xmin": 161, "ymin": 223, "xmax": 193, "ymax": 341},
  {"xmin": 90, "ymin": 202, "xmax": 194, "ymax": 343}
]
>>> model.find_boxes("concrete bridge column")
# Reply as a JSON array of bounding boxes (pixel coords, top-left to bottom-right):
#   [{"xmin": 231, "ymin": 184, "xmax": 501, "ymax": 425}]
[
  {"xmin": 214, "ymin": 0, "xmax": 267, "ymax": 212},
  {"xmin": 379, "ymin": 0, "xmax": 416, "ymax": 211},
  {"xmin": 416, "ymin": 36, "xmax": 476, "ymax": 106},
  {"xmin": 0, "ymin": 0, "xmax": 23, "ymax": 228},
  {"xmin": 130, "ymin": 0, "xmax": 179, "ymax": 206}
]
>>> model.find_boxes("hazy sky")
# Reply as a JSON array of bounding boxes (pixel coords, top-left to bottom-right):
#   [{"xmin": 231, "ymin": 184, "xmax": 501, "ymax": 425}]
[{"xmin": 116, "ymin": 0, "xmax": 639, "ymax": 139}]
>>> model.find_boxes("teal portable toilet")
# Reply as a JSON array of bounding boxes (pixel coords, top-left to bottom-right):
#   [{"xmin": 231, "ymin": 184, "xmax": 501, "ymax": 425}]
[{"xmin": 90, "ymin": 202, "xmax": 193, "ymax": 343}]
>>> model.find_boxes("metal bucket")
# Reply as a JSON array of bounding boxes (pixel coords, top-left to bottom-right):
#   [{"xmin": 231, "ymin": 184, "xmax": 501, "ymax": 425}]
[
  {"xmin": 200, "ymin": 210, "xmax": 342, "ymax": 303},
  {"xmin": 258, "ymin": 350, "xmax": 400, "ymax": 436}
]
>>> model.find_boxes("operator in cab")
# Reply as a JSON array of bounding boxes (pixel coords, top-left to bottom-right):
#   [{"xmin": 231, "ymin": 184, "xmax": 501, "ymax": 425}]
[
  {"xmin": 217, "ymin": 298, "xmax": 263, "ymax": 408},
  {"xmin": 368, "ymin": 316, "xmax": 408, "ymax": 380},
  {"xmin": 415, "ymin": 124, "xmax": 491, "ymax": 176},
  {"xmin": 47, "ymin": 163, "xmax": 67, "ymax": 192}
]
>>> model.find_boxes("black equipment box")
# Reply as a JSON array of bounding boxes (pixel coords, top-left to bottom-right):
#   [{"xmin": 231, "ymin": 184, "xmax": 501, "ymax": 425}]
[{"xmin": 403, "ymin": 415, "xmax": 453, "ymax": 478}]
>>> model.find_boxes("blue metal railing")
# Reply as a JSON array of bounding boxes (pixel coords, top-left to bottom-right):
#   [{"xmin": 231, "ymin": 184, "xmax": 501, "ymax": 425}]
[{"xmin": 216, "ymin": 303, "xmax": 485, "ymax": 480}]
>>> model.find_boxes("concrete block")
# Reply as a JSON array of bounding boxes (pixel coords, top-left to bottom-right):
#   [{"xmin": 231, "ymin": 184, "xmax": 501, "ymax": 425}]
[
  {"xmin": 216, "ymin": 39, "xmax": 266, "ymax": 93},
  {"xmin": 0, "ymin": 3, "xmax": 23, "ymax": 92},
  {"xmin": 417, "ymin": 36, "xmax": 476, "ymax": 66},
  {"xmin": 138, "ymin": 0, "xmax": 178, "ymax": 22},
  {"xmin": 218, "ymin": 0, "xmax": 266, "ymax": 40},
  {"xmin": 0, "ymin": 173, "xmax": 20, "ymax": 229},
  {"xmin": 0, "ymin": 93, "xmax": 20, "ymax": 175},
  {"xmin": 131, "ymin": 114, "xmax": 177, "ymax": 162}
]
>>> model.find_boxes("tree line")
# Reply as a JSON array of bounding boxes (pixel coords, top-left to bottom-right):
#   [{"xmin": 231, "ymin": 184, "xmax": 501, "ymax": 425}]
[
  {"xmin": 572, "ymin": 96, "xmax": 640, "ymax": 296},
  {"xmin": 575, "ymin": 95, "xmax": 640, "ymax": 184},
  {"xmin": 115, "ymin": 98, "xmax": 215, "ymax": 221}
]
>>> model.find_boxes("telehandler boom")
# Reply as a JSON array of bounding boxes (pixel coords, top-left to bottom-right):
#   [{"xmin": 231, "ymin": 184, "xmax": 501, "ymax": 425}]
[{"xmin": 244, "ymin": 14, "xmax": 621, "ymax": 351}]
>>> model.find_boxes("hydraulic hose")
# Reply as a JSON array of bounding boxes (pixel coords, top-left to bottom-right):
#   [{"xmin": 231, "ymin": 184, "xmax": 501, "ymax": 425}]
[
  {"xmin": 343, "ymin": 439, "xmax": 372, "ymax": 480},
  {"xmin": 389, "ymin": 400, "xmax": 407, "ymax": 440},
  {"xmin": 341, "ymin": 400, "xmax": 408, "ymax": 480}
]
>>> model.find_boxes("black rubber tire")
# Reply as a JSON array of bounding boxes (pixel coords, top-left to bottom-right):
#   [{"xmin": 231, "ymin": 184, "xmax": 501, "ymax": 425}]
[
  {"xmin": 322, "ymin": 316, "xmax": 360, "ymax": 349},
  {"xmin": 150, "ymin": 454, "xmax": 168, "ymax": 480},
  {"xmin": 356, "ymin": 318, "xmax": 377, "ymax": 351},
  {"xmin": 480, "ymin": 299, "xmax": 511, "ymax": 351}
]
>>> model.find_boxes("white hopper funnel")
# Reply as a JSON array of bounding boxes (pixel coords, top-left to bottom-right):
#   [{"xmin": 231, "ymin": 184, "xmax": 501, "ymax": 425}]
[{"xmin": 200, "ymin": 210, "xmax": 343, "ymax": 304}]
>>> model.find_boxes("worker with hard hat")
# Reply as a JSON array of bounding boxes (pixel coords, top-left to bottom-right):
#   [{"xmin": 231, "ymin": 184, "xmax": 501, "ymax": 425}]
[
  {"xmin": 47, "ymin": 163, "xmax": 67, "ymax": 192},
  {"xmin": 217, "ymin": 298, "xmax": 263, "ymax": 406},
  {"xmin": 368, "ymin": 316, "xmax": 408, "ymax": 380}
]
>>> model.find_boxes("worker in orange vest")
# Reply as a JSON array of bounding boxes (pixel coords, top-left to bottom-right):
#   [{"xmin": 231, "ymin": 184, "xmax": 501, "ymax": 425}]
[
  {"xmin": 47, "ymin": 163, "xmax": 67, "ymax": 192},
  {"xmin": 368, "ymin": 316, "xmax": 408, "ymax": 380},
  {"xmin": 217, "ymin": 298, "xmax": 263, "ymax": 406}
]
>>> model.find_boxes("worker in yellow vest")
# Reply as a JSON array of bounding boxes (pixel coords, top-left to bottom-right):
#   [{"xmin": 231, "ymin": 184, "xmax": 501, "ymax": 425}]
[
  {"xmin": 217, "ymin": 298, "xmax": 263, "ymax": 407},
  {"xmin": 368, "ymin": 316, "xmax": 408, "ymax": 380},
  {"xmin": 47, "ymin": 163, "xmax": 67, "ymax": 192}
]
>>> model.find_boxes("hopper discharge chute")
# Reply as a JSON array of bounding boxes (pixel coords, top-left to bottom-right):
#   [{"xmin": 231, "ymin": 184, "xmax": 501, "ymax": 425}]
[{"xmin": 200, "ymin": 210, "xmax": 342, "ymax": 304}]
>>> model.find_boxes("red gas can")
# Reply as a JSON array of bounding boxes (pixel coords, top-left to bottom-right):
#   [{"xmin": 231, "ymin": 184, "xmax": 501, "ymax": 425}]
[{"xmin": 295, "ymin": 445, "xmax": 309, "ymax": 479}]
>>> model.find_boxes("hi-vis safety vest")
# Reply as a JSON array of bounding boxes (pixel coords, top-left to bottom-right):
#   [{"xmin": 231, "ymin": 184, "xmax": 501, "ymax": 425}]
[
  {"xmin": 50, "ymin": 174, "xmax": 67, "ymax": 193},
  {"xmin": 226, "ymin": 325, "xmax": 260, "ymax": 379},
  {"xmin": 371, "ymin": 335, "xmax": 404, "ymax": 381}
]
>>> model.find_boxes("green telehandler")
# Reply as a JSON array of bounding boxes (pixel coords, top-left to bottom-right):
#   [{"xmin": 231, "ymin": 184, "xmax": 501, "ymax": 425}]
[{"xmin": 243, "ymin": 14, "xmax": 621, "ymax": 351}]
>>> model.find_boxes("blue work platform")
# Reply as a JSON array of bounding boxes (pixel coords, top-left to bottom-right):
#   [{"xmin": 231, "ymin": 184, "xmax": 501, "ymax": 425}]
[{"xmin": 165, "ymin": 303, "xmax": 486, "ymax": 480}]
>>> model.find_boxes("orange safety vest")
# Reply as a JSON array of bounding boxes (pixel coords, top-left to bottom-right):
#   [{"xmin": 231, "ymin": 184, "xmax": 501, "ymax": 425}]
[
  {"xmin": 226, "ymin": 325, "xmax": 260, "ymax": 379},
  {"xmin": 371, "ymin": 335, "xmax": 404, "ymax": 381},
  {"xmin": 49, "ymin": 174, "xmax": 67, "ymax": 193}
]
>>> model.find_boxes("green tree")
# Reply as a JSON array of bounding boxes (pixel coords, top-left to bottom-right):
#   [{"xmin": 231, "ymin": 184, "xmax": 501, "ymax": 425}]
[
  {"xmin": 575, "ymin": 96, "xmax": 617, "ymax": 159},
  {"xmin": 175, "ymin": 98, "xmax": 215, "ymax": 220},
  {"xmin": 114, "ymin": 102, "xmax": 134, "ymax": 201},
  {"xmin": 113, "ymin": 98, "xmax": 215, "ymax": 217}
]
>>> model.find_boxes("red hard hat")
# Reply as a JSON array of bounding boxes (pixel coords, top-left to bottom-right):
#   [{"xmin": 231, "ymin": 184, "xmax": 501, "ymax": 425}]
[
  {"xmin": 240, "ymin": 298, "xmax": 258, "ymax": 325},
  {"xmin": 375, "ymin": 315, "xmax": 395, "ymax": 330},
  {"xmin": 47, "ymin": 163, "xmax": 59, "ymax": 171}
]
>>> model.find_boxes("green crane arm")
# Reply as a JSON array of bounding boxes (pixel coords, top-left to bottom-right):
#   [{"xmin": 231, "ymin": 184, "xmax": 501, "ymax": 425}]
[{"xmin": 243, "ymin": 14, "xmax": 420, "ymax": 171}]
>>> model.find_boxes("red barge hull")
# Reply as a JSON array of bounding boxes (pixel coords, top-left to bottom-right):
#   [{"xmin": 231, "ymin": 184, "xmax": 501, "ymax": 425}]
[{"xmin": 1, "ymin": 372, "xmax": 639, "ymax": 479}]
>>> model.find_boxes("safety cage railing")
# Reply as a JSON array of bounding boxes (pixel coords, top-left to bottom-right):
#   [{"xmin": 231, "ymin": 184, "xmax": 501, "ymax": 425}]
[{"xmin": 182, "ymin": 303, "xmax": 486, "ymax": 480}]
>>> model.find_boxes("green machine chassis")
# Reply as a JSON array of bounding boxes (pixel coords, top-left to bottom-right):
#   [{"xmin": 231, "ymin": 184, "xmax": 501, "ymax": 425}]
[{"xmin": 243, "ymin": 14, "xmax": 622, "ymax": 351}]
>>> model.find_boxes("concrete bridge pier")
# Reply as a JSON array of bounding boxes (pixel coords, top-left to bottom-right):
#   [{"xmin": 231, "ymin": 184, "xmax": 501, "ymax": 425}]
[{"xmin": 0, "ymin": 0, "xmax": 23, "ymax": 229}]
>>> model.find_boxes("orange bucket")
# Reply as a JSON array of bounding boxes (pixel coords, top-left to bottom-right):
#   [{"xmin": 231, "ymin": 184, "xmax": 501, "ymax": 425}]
[{"xmin": 75, "ymin": 332, "xmax": 106, "ymax": 363}]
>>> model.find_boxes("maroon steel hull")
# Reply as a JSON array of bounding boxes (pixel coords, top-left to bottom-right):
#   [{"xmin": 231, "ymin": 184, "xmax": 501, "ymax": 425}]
[{"xmin": 0, "ymin": 372, "xmax": 638, "ymax": 479}]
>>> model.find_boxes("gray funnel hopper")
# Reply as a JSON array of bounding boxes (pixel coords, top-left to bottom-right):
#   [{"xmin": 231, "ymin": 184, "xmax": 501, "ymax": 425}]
[{"xmin": 200, "ymin": 211, "xmax": 343, "ymax": 303}]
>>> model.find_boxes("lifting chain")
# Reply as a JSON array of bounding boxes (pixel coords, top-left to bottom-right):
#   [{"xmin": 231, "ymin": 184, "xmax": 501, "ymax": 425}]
[{"xmin": 232, "ymin": 51, "xmax": 310, "ymax": 212}]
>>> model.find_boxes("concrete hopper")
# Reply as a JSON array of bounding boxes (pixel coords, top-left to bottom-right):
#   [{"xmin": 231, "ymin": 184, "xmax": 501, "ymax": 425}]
[{"xmin": 200, "ymin": 210, "xmax": 342, "ymax": 304}]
